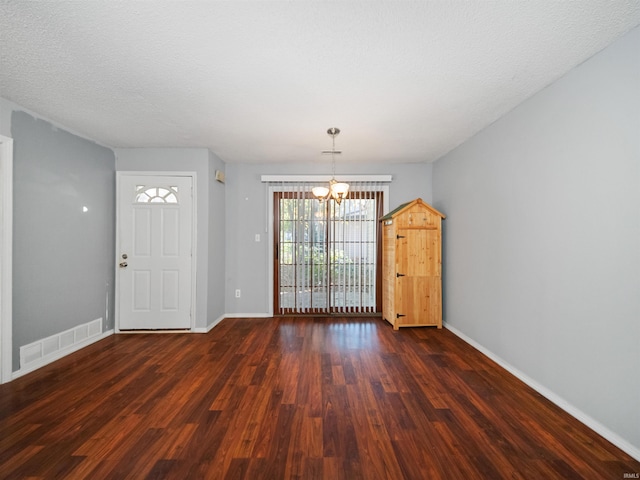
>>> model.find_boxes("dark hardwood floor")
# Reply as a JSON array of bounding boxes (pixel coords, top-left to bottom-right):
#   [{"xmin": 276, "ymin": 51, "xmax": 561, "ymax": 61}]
[{"xmin": 1, "ymin": 317, "xmax": 638, "ymax": 479}]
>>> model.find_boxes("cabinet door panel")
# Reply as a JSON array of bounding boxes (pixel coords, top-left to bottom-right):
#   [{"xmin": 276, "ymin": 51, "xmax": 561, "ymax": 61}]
[
  {"xmin": 397, "ymin": 229, "xmax": 440, "ymax": 277},
  {"xmin": 396, "ymin": 276, "xmax": 440, "ymax": 326},
  {"xmin": 395, "ymin": 228, "xmax": 441, "ymax": 326}
]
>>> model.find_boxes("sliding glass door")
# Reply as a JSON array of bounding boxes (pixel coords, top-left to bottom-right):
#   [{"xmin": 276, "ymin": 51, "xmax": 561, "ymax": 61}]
[{"xmin": 274, "ymin": 190, "xmax": 382, "ymax": 315}]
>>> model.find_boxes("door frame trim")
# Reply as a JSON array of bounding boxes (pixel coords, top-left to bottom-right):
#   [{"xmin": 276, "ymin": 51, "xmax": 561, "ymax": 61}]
[
  {"xmin": 0, "ymin": 135, "xmax": 13, "ymax": 382},
  {"xmin": 115, "ymin": 171, "xmax": 197, "ymax": 333}
]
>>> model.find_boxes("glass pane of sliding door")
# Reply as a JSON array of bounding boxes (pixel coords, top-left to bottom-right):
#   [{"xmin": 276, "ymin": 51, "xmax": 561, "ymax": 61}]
[
  {"xmin": 277, "ymin": 192, "xmax": 329, "ymax": 313},
  {"xmin": 328, "ymin": 196, "xmax": 378, "ymax": 313},
  {"xmin": 275, "ymin": 190, "xmax": 381, "ymax": 315}
]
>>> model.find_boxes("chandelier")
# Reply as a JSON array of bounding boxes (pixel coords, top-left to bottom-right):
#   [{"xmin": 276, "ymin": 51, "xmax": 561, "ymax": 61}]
[{"xmin": 312, "ymin": 127, "xmax": 350, "ymax": 204}]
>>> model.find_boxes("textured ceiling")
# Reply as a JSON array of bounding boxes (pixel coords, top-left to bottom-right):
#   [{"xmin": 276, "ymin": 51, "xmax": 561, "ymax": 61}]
[{"xmin": 1, "ymin": 1, "xmax": 639, "ymax": 164}]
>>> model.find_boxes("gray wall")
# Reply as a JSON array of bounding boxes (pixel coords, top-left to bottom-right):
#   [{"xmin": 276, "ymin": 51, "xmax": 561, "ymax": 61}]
[
  {"xmin": 11, "ymin": 110, "xmax": 115, "ymax": 370},
  {"xmin": 115, "ymin": 147, "xmax": 227, "ymax": 330},
  {"xmin": 432, "ymin": 26, "xmax": 640, "ymax": 453},
  {"xmin": 224, "ymin": 161, "xmax": 433, "ymax": 314}
]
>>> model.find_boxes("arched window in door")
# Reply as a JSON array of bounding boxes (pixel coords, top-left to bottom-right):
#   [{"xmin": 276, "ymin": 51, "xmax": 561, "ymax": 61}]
[{"xmin": 134, "ymin": 186, "xmax": 179, "ymax": 204}]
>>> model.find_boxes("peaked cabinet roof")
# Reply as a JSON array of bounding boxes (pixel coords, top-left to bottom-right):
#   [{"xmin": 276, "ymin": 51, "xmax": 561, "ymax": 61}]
[{"xmin": 380, "ymin": 198, "xmax": 446, "ymax": 221}]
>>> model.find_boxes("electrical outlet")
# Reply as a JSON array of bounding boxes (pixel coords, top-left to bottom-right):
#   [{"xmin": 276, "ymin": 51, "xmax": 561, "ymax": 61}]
[
  {"xmin": 255, "ymin": 234, "xmax": 260, "ymax": 242},
  {"xmin": 235, "ymin": 289, "xmax": 241, "ymax": 298}
]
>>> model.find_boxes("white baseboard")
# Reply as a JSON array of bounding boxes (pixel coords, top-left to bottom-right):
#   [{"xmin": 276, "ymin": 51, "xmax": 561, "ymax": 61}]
[
  {"xmin": 193, "ymin": 313, "xmax": 273, "ymax": 333},
  {"xmin": 15, "ymin": 318, "xmax": 113, "ymax": 380},
  {"xmin": 193, "ymin": 314, "xmax": 227, "ymax": 333},
  {"xmin": 444, "ymin": 322, "xmax": 640, "ymax": 462},
  {"xmin": 223, "ymin": 313, "xmax": 273, "ymax": 319}
]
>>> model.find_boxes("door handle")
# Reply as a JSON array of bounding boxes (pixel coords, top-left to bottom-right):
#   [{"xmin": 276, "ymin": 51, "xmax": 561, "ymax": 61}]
[{"xmin": 119, "ymin": 262, "xmax": 128, "ymax": 268}]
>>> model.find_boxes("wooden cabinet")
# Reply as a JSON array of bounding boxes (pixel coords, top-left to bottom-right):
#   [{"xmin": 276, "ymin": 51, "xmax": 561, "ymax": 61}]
[{"xmin": 381, "ymin": 198, "xmax": 445, "ymax": 330}]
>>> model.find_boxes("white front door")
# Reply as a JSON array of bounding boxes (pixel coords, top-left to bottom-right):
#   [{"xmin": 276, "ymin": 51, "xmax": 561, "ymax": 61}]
[{"xmin": 117, "ymin": 174, "xmax": 194, "ymax": 330}]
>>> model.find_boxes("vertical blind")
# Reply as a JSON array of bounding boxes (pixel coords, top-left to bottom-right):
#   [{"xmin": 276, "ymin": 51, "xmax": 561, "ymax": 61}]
[{"xmin": 266, "ymin": 177, "xmax": 389, "ymax": 315}]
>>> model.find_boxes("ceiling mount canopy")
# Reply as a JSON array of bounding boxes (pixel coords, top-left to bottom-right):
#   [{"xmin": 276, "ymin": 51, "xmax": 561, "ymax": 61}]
[{"xmin": 312, "ymin": 127, "xmax": 349, "ymax": 204}]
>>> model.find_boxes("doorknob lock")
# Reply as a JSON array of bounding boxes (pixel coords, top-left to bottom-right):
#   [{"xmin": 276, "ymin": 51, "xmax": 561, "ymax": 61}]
[{"xmin": 119, "ymin": 262, "xmax": 128, "ymax": 268}]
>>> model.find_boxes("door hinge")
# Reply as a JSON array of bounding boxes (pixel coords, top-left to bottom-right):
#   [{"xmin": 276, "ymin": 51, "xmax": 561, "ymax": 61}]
[
  {"xmin": 396, "ymin": 272, "xmax": 405, "ymax": 277},
  {"xmin": 396, "ymin": 234, "xmax": 406, "ymax": 239},
  {"xmin": 396, "ymin": 313, "xmax": 406, "ymax": 318}
]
